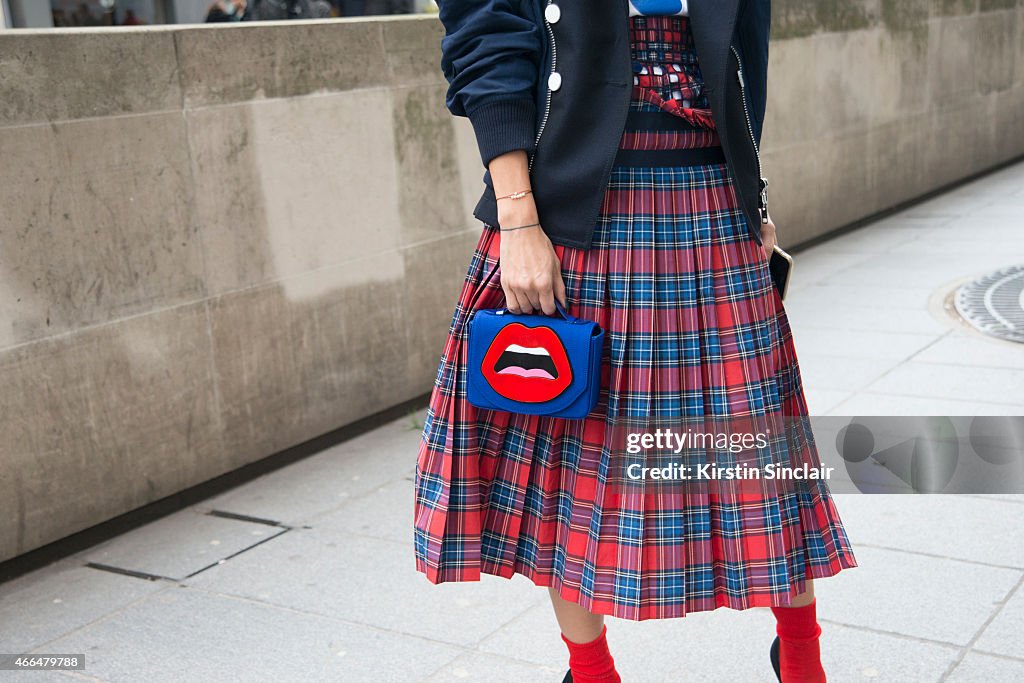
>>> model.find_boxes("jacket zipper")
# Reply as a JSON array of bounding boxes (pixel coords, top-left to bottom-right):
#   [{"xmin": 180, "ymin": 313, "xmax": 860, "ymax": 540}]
[
  {"xmin": 528, "ymin": 1, "xmax": 557, "ymax": 173},
  {"xmin": 730, "ymin": 45, "xmax": 768, "ymax": 223}
]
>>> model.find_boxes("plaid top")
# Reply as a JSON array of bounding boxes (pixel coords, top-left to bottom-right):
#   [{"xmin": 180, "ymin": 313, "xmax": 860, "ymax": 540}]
[
  {"xmin": 628, "ymin": 0, "xmax": 689, "ymax": 15},
  {"xmin": 629, "ymin": 14, "xmax": 715, "ymax": 128}
]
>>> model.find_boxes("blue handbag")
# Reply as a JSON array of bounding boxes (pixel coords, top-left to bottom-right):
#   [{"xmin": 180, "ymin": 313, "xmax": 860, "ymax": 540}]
[{"xmin": 467, "ymin": 299, "xmax": 604, "ymax": 419}]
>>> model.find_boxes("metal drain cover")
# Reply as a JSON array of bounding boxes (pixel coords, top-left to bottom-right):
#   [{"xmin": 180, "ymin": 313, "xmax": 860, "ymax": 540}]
[{"xmin": 954, "ymin": 265, "xmax": 1024, "ymax": 343}]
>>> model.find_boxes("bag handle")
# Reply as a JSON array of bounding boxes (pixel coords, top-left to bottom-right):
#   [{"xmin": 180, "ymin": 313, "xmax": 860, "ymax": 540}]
[{"xmin": 496, "ymin": 298, "xmax": 578, "ymax": 322}]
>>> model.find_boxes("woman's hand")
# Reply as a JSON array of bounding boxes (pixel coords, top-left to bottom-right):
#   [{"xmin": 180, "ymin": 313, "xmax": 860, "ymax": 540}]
[
  {"xmin": 497, "ymin": 203, "xmax": 566, "ymax": 316},
  {"xmin": 760, "ymin": 212, "xmax": 778, "ymax": 260}
]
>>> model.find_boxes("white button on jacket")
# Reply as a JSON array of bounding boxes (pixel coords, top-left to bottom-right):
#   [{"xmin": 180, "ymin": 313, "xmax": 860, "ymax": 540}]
[{"xmin": 546, "ymin": 4, "xmax": 561, "ymax": 93}]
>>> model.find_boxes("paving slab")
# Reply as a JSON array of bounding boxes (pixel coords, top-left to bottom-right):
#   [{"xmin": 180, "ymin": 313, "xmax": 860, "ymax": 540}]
[
  {"xmin": 196, "ymin": 410, "xmax": 426, "ymax": 526},
  {"xmin": 474, "ymin": 590, "xmax": 960, "ymax": 682},
  {"xmin": 811, "ymin": 546, "xmax": 1020, "ymax": 646},
  {"xmin": 38, "ymin": 585, "xmax": 462, "ymax": 683},
  {"xmin": 785, "ymin": 304, "xmax": 951, "ymax": 335},
  {"xmin": 788, "ymin": 354, "xmax": 899, "ymax": 393},
  {"xmin": 863, "ymin": 364, "xmax": 1024, "ymax": 406},
  {"xmin": 478, "ymin": 601, "xmax": 779, "ymax": 681},
  {"xmin": 900, "ymin": 192, "xmax": 992, "ymax": 218},
  {"xmin": 308, "ymin": 478, "xmax": 413, "ymax": 545},
  {"xmin": 786, "ymin": 282, "xmax": 937, "ymax": 311},
  {"xmin": 792, "ymin": 328, "xmax": 941, "ymax": 363},
  {"xmin": 803, "ymin": 388, "xmax": 855, "ymax": 415},
  {"xmin": 967, "ymin": 494, "xmax": 1024, "ymax": 505},
  {"xmin": 0, "ymin": 670, "xmax": 95, "ymax": 682},
  {"xmin": 424, "ymin": 651, "xmax": 564, "ymax": 682},
  {"xmin": 834, "ymin": 495, "xmax": 1024, "ymax": 568},
  {"xmin": 818, "ymin": 263, "xmax": 965, "ymax": 292},
  {"xmin": 797, "ymin": 224, "xmax": 924, "ymax": 255},
  {"xmin": 815, "ymin": 623, "xmax": 960, "ymax": 683},
  {"xmin": 973, "ymin": 580, "xmax": 1024, "ymax": 659},
  {"xmin": 0, "ymin": 561, "xmax": 166, "ymax": 654},
  {"xmin": 826, "ymin": 392, "xmax": 1024, "ymax": 416},
  {"xmin": 911, "ymin": 333, "xmax": 1024, "ymax": 370},
  {"xmin": 182, "ymin": 526, "xmax": 547, "ymax": 648},
  {"xmin": 786, "ymin": 249, "xmax": 876, "ymax": 289},
  {"xmin": 946, "ymin": 652, "xmax": 1024, "ymax": 681},
  {"xmin": 78, "ymin": 509, "xmax": 287, "ymax": 581}
]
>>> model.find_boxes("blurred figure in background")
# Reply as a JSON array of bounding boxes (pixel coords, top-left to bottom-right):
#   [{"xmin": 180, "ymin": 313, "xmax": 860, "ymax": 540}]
[
  {"xmin": 309, "ymin": 0, "xmax": 333, "ymax": 17},
  {"xmin": 206, "ymin": 0, "xmax": 249, "ymax": 22},
  {"xmin": 363, "ymin": 0, "xmax": 415, "ymax": 13},
  {"xmin": 256, "ymin": 0, "xmax": 429, "ymax": 18},
  {"xmin": 72, "ymin": 3, "xmax": 100, "ymax": 25},
  {"xmin": 250, "ymin": 0, "xmax": 331, "ymax": 19},
  {"xmin": 340, "ymin": 0, "xmax": 427, "ymax": 15},
  {"xmin": 337, "ymin": 0, "xmax": 365, "ymax": 15}
]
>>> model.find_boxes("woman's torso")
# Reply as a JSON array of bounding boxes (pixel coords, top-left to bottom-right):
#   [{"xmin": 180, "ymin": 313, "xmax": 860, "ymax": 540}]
[{"xmin": 463, "ymin": 0, "xmax": 769, "ymax": 249}]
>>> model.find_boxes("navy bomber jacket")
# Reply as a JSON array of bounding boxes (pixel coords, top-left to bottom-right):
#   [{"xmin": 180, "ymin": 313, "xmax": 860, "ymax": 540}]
[{"xmin": 438, "ymin": 0, "xmax": 771, "ymax": 249}]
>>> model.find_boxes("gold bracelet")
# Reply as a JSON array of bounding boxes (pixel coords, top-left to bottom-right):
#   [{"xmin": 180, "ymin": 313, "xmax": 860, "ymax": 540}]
[
  {"xmin": 495, "ymin": 189, "xmax": 533, "ymax": 201},
  {"xmin": 499, "ymin": 222, "xmax": 540, "ymax": 232}
]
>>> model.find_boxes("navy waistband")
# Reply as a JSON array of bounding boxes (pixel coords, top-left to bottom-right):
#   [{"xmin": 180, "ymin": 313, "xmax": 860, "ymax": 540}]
[{"xmin": 612, "ymin": 145, "xmax": 726, "ymax": 167}]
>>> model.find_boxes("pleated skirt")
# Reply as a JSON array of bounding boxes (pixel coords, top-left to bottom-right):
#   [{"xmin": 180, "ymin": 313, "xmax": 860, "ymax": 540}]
[{"xmin": 412, "ymin": 99, "xmax": 857, "ymax": 620}]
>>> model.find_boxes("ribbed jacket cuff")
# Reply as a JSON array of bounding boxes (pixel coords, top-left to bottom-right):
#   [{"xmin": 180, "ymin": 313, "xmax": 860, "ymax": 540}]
[{"xmin": 466, "ymin": 98, "xmax": 537, "ymax": 168}]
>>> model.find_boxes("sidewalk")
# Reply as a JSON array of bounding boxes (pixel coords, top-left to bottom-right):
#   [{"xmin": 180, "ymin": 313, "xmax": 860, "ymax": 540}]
[
  {"xmin": 2, "ymin": 160, "xmax": 1023, "ymax": 683},
  {"xmin": 783, "ymin": 159, "xmax": 1024, "ymax": 417}
]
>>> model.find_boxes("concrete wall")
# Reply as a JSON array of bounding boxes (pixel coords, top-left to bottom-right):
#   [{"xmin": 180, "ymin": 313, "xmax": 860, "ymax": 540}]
[
  {"xmin": 763, "ymin": 0, "xmax": 1024, "ymax": 242},
  {"xmin": 1, "ymin": 2, "xmax": 1023, "ymax": 563},
  {"xmin": 0, "ymin": 17, "xmax": 483, "ymax": 562}
]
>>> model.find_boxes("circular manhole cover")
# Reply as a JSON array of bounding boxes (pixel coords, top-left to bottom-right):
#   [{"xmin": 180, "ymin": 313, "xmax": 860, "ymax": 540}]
[{"xmin": 954, "ymin": 265, "xmax": 1024, "ymax": 343}]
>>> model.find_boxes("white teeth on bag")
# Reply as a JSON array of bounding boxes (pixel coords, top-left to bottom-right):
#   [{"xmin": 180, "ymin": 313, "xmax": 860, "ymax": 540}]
[
  {"xmin": 503, "ymin": 344, "xmax": 551, "ymax": 357},
  {"xmin": 495, "ymin": 343, "xmax": 558, "ymax": 380}
]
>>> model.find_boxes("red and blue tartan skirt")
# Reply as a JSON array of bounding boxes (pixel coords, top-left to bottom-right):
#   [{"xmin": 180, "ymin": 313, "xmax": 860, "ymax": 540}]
[{"xmin": 413, "ymin": 19, "xmax": 856, "ymax": 622}]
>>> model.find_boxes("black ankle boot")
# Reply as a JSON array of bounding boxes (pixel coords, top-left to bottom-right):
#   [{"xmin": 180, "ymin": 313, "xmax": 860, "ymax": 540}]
[{"xmin": 770, "ymin": 635, "xmax": 781, "ymax": 682}]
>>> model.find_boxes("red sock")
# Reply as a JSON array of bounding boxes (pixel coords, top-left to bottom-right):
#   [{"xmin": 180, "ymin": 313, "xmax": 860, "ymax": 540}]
[
  {"xmin": 770, "ymin": 599, "xmax": 826, "ymax": 683},
  {"xmin": 561, "ymin": 625, "xmax": 621, "ymax": 683}
]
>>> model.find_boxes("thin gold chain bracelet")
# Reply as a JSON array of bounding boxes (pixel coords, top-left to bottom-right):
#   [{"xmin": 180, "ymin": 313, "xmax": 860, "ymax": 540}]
[{"xmin": 496, "ymin": 189, "xmax": 533, "ymax": 201}]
